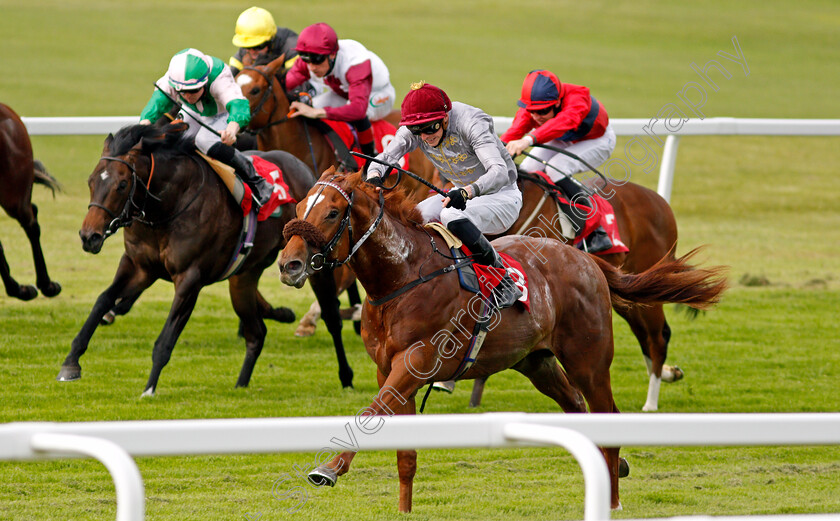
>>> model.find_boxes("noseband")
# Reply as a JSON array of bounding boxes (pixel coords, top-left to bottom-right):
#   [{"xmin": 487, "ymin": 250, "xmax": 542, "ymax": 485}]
[{"xmin": 284, "ymin": 180, "xmax": 385, "ymax": 271}]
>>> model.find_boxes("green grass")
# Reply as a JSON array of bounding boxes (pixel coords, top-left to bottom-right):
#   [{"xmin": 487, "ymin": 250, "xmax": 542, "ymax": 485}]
[{"xmin": 2, "ymin": 1, "xmax": 840, "ymax": 520}]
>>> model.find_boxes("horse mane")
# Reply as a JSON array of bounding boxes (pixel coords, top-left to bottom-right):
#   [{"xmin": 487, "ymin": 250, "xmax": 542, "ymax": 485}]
[
  {"xmin": 109, "ymin": 122, "xmax": 191, "ymax": 158},
  {"xmin": 347, "ymin": 171, "xmax": 423, "ymax": 226}
]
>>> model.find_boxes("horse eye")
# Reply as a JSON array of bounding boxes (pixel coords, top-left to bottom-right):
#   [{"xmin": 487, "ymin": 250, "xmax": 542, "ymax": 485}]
[
  {"xmin": 327, "ymin": 209, "xmax": 340, "ymax": 219},
  {"xmin": 250, "ymin": 87, "xmax": 261, "ymax": 96},
  {"xmin": 118, "ymin": 180, "xmax": 128, "ymax": 191}
]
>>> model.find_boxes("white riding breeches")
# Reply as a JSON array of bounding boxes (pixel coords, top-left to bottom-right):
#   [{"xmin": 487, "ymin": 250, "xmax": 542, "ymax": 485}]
[
  {"xmin": 417, "ymin": 185, "xmax": 523, "ymax": 235},
  {"xmin": 519, "ymin": 124, "xmax": 616, "ymax": 182}
]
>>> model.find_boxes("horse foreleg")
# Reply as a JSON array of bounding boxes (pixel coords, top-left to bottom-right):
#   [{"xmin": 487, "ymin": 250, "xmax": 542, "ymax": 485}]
[
  {"xmin": 229, "ymin": 272, "xmax": 267, "ymax": 388},
  {"xmin": 58, "ymin": 255, "xmax": 152, "ymax": 381},
  {"xmin": 142, "ymin": 270, "xmax": 202, "ymax": 397},
  {"xmin": 22, "ymin": 203, "xmax": 61, "ymax": 297},
  {"xmin": 0, "ymin": 239, "xmax": 37, "ymax": 300},
  {"xmin": 308, "ymin": 270, "xmax": 353, "ymax": 388}
]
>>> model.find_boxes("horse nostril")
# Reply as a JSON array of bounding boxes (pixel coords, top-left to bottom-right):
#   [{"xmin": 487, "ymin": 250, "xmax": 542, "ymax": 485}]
[{"xmin": 286, "ymin": 260, "xmax": 303, "ymax": 274}]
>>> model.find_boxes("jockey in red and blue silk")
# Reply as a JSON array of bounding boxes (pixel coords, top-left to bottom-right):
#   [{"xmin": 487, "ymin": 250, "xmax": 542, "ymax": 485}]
[
  {"xmin": 284, "ymin": 22, "xmax": 395, "ymax": 158},
  {"xmin": 502, "ymin": 69, "xmax": 616, "ymax": 253}
]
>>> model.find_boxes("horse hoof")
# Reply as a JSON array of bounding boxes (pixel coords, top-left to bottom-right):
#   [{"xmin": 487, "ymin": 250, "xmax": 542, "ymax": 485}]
[
  {"xmin": 17, "ymin": 285, "xmax": 38, "ymax": 301},
  {"xmin": 100, "ymin": 310, "xmax": 116, "ymax": 326},
  {"xmin": 41, "ymin": 281, "xmax": 62, "ymax": 298},
  {"xmin": 56, "ymin": 366, "xmax": 81, "ymax": 381},
  {"xmin": 432, "ymin": 380, "xmax": 456, "ymax": 394},
  {"xmin": 672, "ymin": 365, "xmax": 684, "ymax": 382},
  {"xmin": 270, "ymin": 307, "xmax": 296, "ymax": 323},
  {"xmin": 140, "ymin": 387, "xmax": 155, "ymax": 398},
  {"xmin": 308, "ymin": 466, "xmax": 337, "ymax": 487},
  {"xmin": 618, "ymin": 457, "xmax": 630, "ymax": 478},
  {"xmin": 294, "ymin": 323, "xmax": 316, "ymax": 337}
]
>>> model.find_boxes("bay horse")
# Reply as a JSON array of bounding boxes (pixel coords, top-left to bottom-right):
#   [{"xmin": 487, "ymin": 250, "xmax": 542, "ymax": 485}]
[
  {"xmin": 0, "ymin": 102, "xmax": 62, "ymax": 300},
  {"xmin": 470, "ymin": 172, "xmax": 685, "ymax": 411},
  {"xmin": 235, "ymin": 56, "xmax": 441, "ymax": 339},
  {"xmin": 277, "ymin": 168, "xmax": 727, "ymax": 512},
  {"xmin": 56, "ymin": 122, "xmax": 353, "ymax": 395}
]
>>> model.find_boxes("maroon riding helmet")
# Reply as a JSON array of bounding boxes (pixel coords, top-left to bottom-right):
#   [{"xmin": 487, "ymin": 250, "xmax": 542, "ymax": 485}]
[
  {"xmin": 296, "ymin": 22, "xmax": 339, "ymax": 55},
  {"xmin": 399, "ymin": 82, "xmax": 452, "ymax": 126}
]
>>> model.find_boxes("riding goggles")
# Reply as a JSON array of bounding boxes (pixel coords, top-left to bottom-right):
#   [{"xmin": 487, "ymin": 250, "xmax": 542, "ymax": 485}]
[
  {"xmin": 528, "ymin": 104, "xmax": 556, "ymax": 116},
  {"xmin": 407, "ymin": 120, "xmax": 443, "ymax": 135},
  {"xmin": 299, "ymin": 52, "xmax": 328, "ymax": 64}
]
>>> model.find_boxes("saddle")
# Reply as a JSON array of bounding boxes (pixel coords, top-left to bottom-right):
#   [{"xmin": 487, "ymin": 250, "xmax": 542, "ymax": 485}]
[
  {"xmin": 197, "ymin": 152, "xmax": 294, "ymax": 221},
  {"xmin": 521, "ymin": 171, "xmax": 629, "ymax": 255}
]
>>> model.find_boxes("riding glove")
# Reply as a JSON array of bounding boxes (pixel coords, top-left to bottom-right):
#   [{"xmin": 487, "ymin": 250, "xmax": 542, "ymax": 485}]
[{"xmin": 445, "ymin": 188, "xmax": 469, "ymax": 210}]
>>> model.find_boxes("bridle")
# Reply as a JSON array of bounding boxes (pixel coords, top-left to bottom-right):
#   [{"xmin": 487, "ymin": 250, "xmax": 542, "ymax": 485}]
[
  {"xmin": 303, "ymin": 180, "xmax": 385, "ymax": 271},
  {"xmin": 241, "ymin": 66, "xmax": 291, "ymax": 134},
  {"xmin": 88, "ymin": 153, "xmax": 204, "ymax": 239},
  {"xmin": 88, "ymin": 156, "xmax": 149, "ymax": 239}
]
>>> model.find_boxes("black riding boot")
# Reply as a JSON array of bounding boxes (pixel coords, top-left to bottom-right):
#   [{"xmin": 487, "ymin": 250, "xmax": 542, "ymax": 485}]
[
  {"xmin": 360, "ymin": 140, "xmax": 377, "ymax": 157},
  {"xmin": 447, "ymin": 218, "xmax": 522, "ymax": 309},
  {"xmin": 554, "ymin": 176, "xmax": 612, "ymax": 253},
  {"xmin": 207, "ymin": 142, "xmax": 274, "ymax": 208}
]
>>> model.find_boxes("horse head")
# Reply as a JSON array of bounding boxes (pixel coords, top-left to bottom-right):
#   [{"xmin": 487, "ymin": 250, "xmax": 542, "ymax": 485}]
[
  {"xmin": 80, "ymin": 123, "xmax": 186, "ymax": 253},
  {"xmin": 236, "ymin": 54, "xmax": 289, "ymax": 131},
  {"xmin": 279, "ymin": 166, "xmax": 358, "ymax": 287}
]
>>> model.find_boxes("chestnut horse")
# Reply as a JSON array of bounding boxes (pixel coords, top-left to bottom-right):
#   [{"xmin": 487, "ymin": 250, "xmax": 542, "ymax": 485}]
[
  {"xmin": 277, "ymin": 169, "xmax": 727, "ymax": 512},
  {"xmin": 235, "ymin": 56, "xmax": 440, "ymax": 340},
  {"xmin": 470, "ymin": 172, "xmax": 684, "ymax": 411},
  {"xmin": 0, "ymin": 103, "xmax": 62, "ymax": 300},
  {"xmin": 57, "ymin": 122, "xmax": 352, "ymax": 395}
]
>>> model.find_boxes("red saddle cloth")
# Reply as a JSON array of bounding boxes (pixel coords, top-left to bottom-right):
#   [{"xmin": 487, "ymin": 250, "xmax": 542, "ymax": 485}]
[
  {"xmin": 533, "ymin": 171, "xmax": 629, "ymax": 255},
  {"xmin": 239, "ymin": 156, "xmax": 296, "ymax": 220},
  {"xmin": 463, "ymin": 248, "xmax": 531, "ymax": 312},
  {"xmin": 321, "ymin": 119, "xmax": 411, "ymax": 171}
]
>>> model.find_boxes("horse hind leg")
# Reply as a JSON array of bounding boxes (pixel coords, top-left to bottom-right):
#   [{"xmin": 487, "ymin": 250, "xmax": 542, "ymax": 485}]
[
  {"xmin": 620, "ymin": 304, "xmax": 679, "ymax": 412},
  {"xmin": 308, "ymin": 270, "xmax": 353, "ymax": 388},
  {"xmin": 228, "ymin": 272, "xmax": 268, "ymax": 389},
  {"xmin": 515, "ymin": 351, "xmax": 623, "ymax": 510},
  {"xmin": 22, "ymin": 203, "xmax": 61, "ymax": 297},
  {"xmin": 0, "ymin": 239, "xmax": 37, "ymax": 300}
]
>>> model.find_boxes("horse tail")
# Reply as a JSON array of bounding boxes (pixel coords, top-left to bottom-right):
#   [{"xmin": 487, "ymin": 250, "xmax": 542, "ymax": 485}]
[
  {"xmin": 33, "ymin": 159, "xmax": 62, "ymax": 196},
  {"xmin": 591, "ymin": 248, "xmax": 728, "ymax": 312}
]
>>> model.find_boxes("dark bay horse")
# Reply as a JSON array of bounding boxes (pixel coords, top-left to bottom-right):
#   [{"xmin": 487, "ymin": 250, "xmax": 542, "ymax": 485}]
[
  {"xmin": 277, "ymin": 169, "xmax": 727, "ymax": 512},
  {"xmin": 235, "ymin": 56, "xmax": 441, "ymax": 339},
  {"xmin": 0, "ymin": 103, "xmax": 62, "ymax": 300},
  {"xmin": 472, "ymin": 173, "xmax": 684, "ymax": 411},
  {"xmin": 57, "ymin": 122, "xmax": 352, "ymax": 395}
]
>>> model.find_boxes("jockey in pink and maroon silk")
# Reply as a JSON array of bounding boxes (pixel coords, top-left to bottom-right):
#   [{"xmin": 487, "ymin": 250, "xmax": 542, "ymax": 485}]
[
  {"xmin": 501, "ymin": 69, "xmax": 616, "ymax": 252},
  {"xmin": 284, "ymin": 22, "xmax": 395, "ymax": 158}
]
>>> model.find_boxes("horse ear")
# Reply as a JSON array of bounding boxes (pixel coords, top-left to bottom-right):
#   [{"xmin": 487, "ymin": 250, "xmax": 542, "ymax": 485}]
[
  {"xmin": 267, "ymin": 53, "xmax": 286, "ymax": 76},
  {"xmin": 103, "ymin": 134, "xmax": 114, "ymax": 153},
  {"xmin": 320, "ymin": 165, "xmax": 337, "ymax": 179}
]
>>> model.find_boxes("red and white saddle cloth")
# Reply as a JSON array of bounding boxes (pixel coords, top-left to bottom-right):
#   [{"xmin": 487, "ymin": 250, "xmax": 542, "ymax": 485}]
[
  {"xmin": 321, "ymin": 119, "xmax": 411, "ymax": 171},
  {"xmin": 532, "ymin": 171, "xmax": 629, "ymax": 256},
  {"xmin": 466, "ymin": 248, "xmax": 531, "ymax": 313},
  {"xmin": 239, "ymin": 156, "xmax": 296, "ymax": 220}
]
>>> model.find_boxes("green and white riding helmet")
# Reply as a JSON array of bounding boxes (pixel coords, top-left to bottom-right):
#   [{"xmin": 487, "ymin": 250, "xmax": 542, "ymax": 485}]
[{"xmin": 167, "ymin": 48, "xmax": 212, "ymax": 92}]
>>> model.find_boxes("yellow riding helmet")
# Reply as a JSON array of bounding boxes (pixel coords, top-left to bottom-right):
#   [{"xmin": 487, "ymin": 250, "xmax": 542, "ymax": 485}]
[{"xmin": 232, "ymin": 7, "xmax": 278, "ymax": 48}]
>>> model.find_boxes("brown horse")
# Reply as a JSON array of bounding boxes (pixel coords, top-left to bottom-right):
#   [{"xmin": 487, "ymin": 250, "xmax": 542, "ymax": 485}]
[
  {"xmin": 468, "ymin": 173, "xmax": 685, "ymax": 411},
  {"xmin": 277, "ymin": 169, "xmax": 727, "ymax": 512},
  {"xmin": 235, "ymin": 57, "xmax": 441, "ymax": 339},
  {"xmin": 0, "ymin": 103, "xmax": 62, "ymax": 300},
  {"xmin": 56, "ymin": 122, "xmax": 353, "ymax": 395}
]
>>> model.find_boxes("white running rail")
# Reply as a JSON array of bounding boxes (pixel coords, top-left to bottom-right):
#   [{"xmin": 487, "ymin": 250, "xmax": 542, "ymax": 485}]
[
  {"xmin": 2, "ymin": 413, "xmax": 840, "ymax": 521},
  {"xmin": 21, "ymin": 116, "xmax": 840, "ymax": 202}
]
